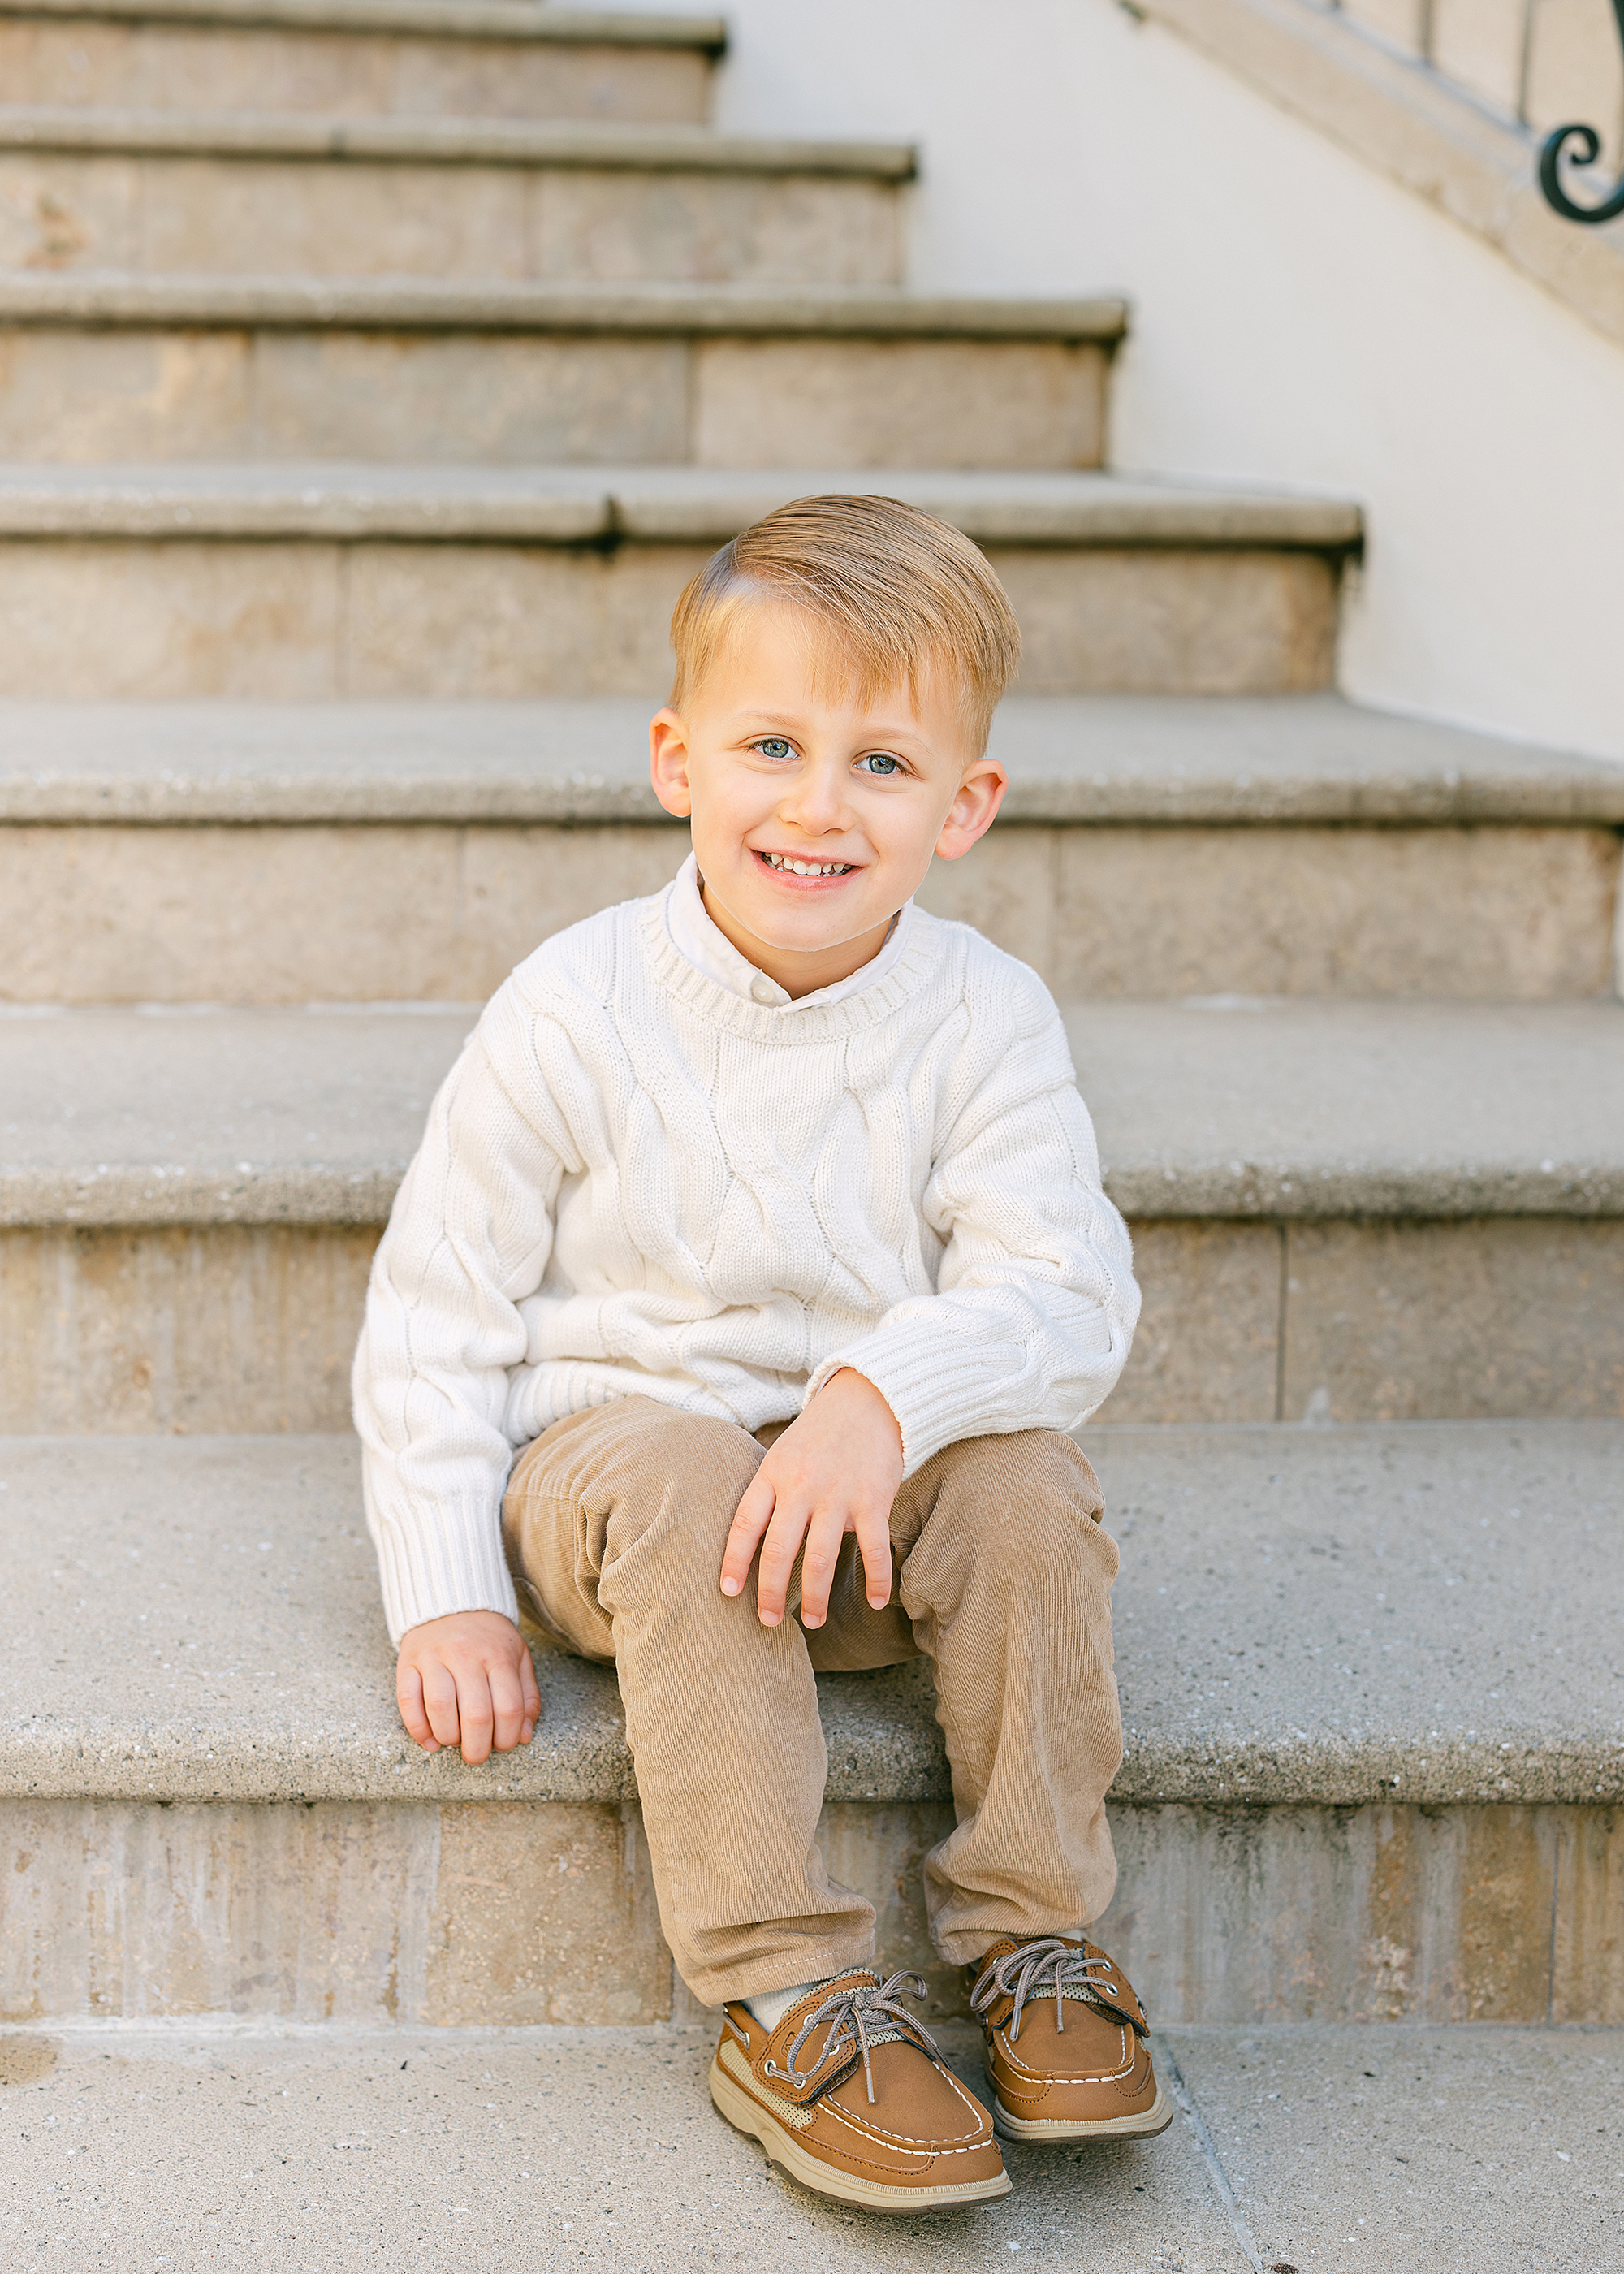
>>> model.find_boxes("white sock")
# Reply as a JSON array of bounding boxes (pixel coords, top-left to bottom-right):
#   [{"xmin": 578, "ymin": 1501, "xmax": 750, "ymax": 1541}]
[{"xmin": 743, "ymin": 1974, "xmax": 840, "ymax": 2031}]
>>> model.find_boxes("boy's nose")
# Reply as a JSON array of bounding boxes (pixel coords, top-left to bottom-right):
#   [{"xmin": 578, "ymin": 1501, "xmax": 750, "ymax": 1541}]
[{"xmin": 779, "ymin": 764, "xmax": 854, "ymax": 835}]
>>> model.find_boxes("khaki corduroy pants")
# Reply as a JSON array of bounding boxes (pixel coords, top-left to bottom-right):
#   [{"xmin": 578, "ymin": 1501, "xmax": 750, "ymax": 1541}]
[{"xmin": 501, "ymin": 1394, "xmax": 1122, "ymax": 2008}]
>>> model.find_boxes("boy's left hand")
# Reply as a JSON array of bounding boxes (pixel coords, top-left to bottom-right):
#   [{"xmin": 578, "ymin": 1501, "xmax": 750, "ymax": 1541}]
[{"xmin": 720, "ymin": 1368, "xmax": 904, "ymax": 1629}]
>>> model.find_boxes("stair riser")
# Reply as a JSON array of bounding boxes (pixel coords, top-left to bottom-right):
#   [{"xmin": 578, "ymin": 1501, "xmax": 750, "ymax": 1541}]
[
  {"xmin": 0, "ymin": 326, "xmax": 1109, "ymax": 469},
  {"xmin": 0, "ymin": 152, "xmax": 902, "ymax": 285},
  {"xmin": 3, "ymin": 1796, "xmax": 1617, "ymax": 2026},
  {"xmin": 2, "ymin": 820, "xmax": 1613, "ymax": 1004},
  {"xmin": 0, "ymin": 21, "xmax": 715, "ymax": 124},
  {"xmin": 0, "ymin": 1796, "xmax": 672, "ymax": 2029},
  {"xmin": 1093, "ymin": 1801, "xmax": 1622, "ymax": 2025},
  {"xmin": 0, "ymin": 1225, "xmax": 378, "ymax": 1436},
  {"xmin": 5, "ymin": 1217, "xmax": 1621, "ymax": 1433},
  {"xmin": 1133, "ymin": 1217, "xmax": 1624, "ymax": 1427},
  {"xmin": 0, "ymin": 540, "xmax": 1340, "ymax": 698}
]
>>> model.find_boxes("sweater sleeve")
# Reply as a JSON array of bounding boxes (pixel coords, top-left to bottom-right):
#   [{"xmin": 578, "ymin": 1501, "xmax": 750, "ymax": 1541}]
[
  {"xmin": 803, "ymin": 971, "xmax": 1139, "ymax": 1474},
  {"xmin": 352, "ymin": 1001, "xmax": 572, "ymax": 1643}
]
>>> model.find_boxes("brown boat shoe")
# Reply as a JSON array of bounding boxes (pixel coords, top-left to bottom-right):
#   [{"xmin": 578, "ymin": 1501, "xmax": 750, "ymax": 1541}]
[
  {"xmin": 967, "ymin": 1935, "xmax": 1173, "ymax": 2143},
  {"xmin": 710, "ymin": 1967, "xmax": 1011, "ymax": 2214}
]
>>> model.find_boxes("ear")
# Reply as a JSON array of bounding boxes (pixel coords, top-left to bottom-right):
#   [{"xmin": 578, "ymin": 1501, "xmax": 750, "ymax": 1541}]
[
  {"xmin": 934, "ymin": 755, "xmax": 1008, "ymax": 862},
  {"xmin": 649, "ymin": 707, "xmax": 694, "ymax": 818}
]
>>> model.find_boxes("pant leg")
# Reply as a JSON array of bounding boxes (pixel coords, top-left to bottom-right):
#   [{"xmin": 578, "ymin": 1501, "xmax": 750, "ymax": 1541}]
[
  {"xmin": 886, "ymin": 1429, "xmax": 1122, "ymax": 1964},
  {"xmin": 500, "ymin": 1395, "xmax": 877, "ymax": 2007}
]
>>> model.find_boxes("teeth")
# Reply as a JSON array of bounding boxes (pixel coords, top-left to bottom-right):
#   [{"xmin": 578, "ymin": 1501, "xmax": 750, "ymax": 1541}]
[{"xmin": 763, "ymin": 852, "xmax": 850, "ymax": 876}]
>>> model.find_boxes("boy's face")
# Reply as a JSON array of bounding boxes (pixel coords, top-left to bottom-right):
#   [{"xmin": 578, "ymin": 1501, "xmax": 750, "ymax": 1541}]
[{"xmin": 649, "ymin": 603, "xmax": 1007, "ymax": 998}]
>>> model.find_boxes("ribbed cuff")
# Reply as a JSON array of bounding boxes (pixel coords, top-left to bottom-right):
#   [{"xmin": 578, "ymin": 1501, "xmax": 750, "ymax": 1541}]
[
  {"xmin": 806, "ymin": 1329, "xmax": 1029, "ymax": 1478},
  {"xmin": 368, "ymin": 1485, "xmax": 523, "ymax": 1646}
]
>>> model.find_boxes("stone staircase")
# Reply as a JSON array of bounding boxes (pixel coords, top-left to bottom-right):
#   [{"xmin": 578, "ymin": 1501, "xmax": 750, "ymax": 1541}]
[{"xmin": 1, "ymin": 0, "xmax": 1621, "ymax": 2062}]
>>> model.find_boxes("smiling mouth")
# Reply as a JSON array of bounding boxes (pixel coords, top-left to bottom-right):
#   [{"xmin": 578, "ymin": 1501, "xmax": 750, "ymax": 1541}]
[{"xmin": 755, "ymin": 850, "xmax": 857, "ymax": 878}]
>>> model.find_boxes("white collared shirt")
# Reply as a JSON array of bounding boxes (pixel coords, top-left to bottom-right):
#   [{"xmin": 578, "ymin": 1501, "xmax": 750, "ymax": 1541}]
[{"xmin": 663, "ymin": 851, "xmax": 910, "ymax": 1009}]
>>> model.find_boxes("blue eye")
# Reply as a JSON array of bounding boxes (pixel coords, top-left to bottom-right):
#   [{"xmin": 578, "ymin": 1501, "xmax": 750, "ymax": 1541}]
[
  {"xmin": 756, "ymin": 737, "xmax": 793, "ymax": 759},
  {"xmin": 860, "ymin": 753, "xmax": 901, "ymax": 775}
]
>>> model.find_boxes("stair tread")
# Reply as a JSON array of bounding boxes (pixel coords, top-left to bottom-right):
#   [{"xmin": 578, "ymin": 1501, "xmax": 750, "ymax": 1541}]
[
  {"xmin": 1, "ymin": 1422, "xmax": 1617, "ymax": 1806},
  {"xmin": 0, "ymin": 2018, "xmax": 1263, "ymax": 2262},
  {"xmin": 0, "ymin": 2017, "xmax": 1610, "ymax": 2261},
  {"xmin": 5, "ymin": 2018, "xmax": 1616, "ymax": 2266},
  {"xmin": 2, "ymin": 693, "xmax": 1618, "ymax": 824},
  {"xmin": 1162, "ymin": 2025, "xmax": 1624, "ymax": 2263},
  {"xmin": 0, "ymin": 460, "xmax": 1365, "ymax": 544},
  {"xmin": 0, "ymin": 268, "xmax": 1129, "ymax": 338},
  {"xmin": 2, "ymin": 996, "xmax": 1618, "ymax": 1226},
  {"xmin": 0, "ymin": 102, "xmax": 912, "ymax": 173},
  {"xmin": 0, "ymin": 0, "xmax": 729, "ymax": 44}
]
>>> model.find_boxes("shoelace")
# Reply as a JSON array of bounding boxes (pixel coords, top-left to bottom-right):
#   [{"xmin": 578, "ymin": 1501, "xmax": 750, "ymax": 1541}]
[
  {"xmin": 969, "ymin": 1937, "xmax": 1122, "ymax": 2043},
  {"xmin": 778, "ymin": 1971, "xmax": 939, "ymax": 2107}
]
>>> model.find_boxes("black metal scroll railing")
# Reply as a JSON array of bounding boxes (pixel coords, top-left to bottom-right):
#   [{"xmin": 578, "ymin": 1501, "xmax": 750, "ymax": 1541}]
[{"xmin": 1538, "ymin": 0, "xmax": 1624, "ymax": 223}]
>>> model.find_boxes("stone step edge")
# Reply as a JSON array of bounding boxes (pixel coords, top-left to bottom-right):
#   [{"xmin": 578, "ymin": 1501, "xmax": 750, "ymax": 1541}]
[
  {"xmin": 3, "ymin": 1420, "xmax": 1618, "ymax": 1814},
  {"xmin": 0, "ymin": 103, "xmax": 915, "ymax": 175},
  {"xmin": 0, "ymin": 271, "xmax": 1129, "ymax": 341},
  {"xmin": 2, "ymin": 696, "xmax": 1619, "ymax": 827},
  {"xmin": 0, "ymin": 465, "xmax": 1365, "ymax": 549},
  {"xmin": 8, "ymin": 1151, "xmax": 1613, "ymax": 1227},
  {"xmin": 0, "ymin": 0, "xmax": 728, "ymax": 45},
  {"xmin": 4, "ymin": 998, "xmax": 1619, "ymax": 1226},
  {"xmin": 9, "ymin": 1671, "xmax": 1618, "ymax": 1811}
]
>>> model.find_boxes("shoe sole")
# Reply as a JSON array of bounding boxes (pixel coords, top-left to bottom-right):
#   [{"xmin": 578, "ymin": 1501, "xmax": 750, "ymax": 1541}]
[
  {"xmin": 708, "ymin": 2054, "xmax": 1013, "ymax": 2214},
  {"xmin": 990, "ymin": 2077, "xmax": 1173, "ymax": 2143}
]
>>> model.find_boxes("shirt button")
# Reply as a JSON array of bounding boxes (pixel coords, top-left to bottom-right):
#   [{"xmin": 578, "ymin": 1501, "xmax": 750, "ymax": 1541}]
[{"xmin": 750, "ymin": 977, "xmax": 779, "ymax": 1005}]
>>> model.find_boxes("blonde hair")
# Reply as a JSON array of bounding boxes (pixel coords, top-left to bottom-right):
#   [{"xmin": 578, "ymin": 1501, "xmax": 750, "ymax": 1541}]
[{"xmin": 668, "ymin": 493, "xmax": 1022, "ymax": 754}]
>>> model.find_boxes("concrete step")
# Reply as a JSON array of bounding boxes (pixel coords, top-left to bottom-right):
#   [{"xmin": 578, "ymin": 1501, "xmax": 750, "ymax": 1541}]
[
  {"xmin": 0, "ymin": 108, "xmax": 911, "ymax": 283},
  {"xmin": 0, "ymin": 694, "xmax": 1617, "ymax": 1004},
  {"xmin": 1, "ymin": 1421, "xmax": 1618, "ymax": 2030},
  {"xmin": 1154, "ymin": 2024, "xmax": 1624, "ymax": 2274},
  {"xmin": 0, "ymin": 276, "xmax": 1121, "ymax": 467},
  {"xmin": 0, "ymin": 464, "xmax": 1358, "ymax": 698},
  {"xmin": 6, "ymin": 690, "xmax": 1618, "ymax": 824},
  {"xmin": 0, "ymin": 2020, "xmax": 1614, "ymax": 2274},
  {"xmin": 0, "ymin": 2, "xmax": 724, "ymax": 124},
  {"xmin": 0, "ymin": 2019, "xmax": 1231, "ymax": 2270},
  {"xmin": 2, "ymin": 996, "xmax": 1619, "ymax": 1433}
]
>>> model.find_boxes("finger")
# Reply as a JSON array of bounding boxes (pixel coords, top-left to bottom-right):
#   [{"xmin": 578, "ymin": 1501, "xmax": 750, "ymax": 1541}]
[
  {"xmin": 720, "ymin": 1468, "xmax": 775, "ymax": 1597},
  {"xmin": 754, "ymin": 1496, "xmax": 813, "ymax": 1628},
  {"xmin": 487, "ymin": 1658, "xmax": 527, "ymax": 1755},
  {"xmin": 853, "ymin": 1502, "xmax": 894, "ymax": 1611},
  {"xmin": 456, "ymin": 1667, "xmax": 495, "ymax": 1766},
  {"xmin": 421, "ymin": 1659, "xmax": 461, "ymax": 1751},
  {"xmin": 396, "ymin": 1662, "xmax": 438, "ymax": 1752},
  {"xmin": 518, "ymin": 1646, "xmax": 541, "ymax": 1739},
  {"xmin": 797, "ymin": 1505, "xmax": 849, "ymax": 1630}
]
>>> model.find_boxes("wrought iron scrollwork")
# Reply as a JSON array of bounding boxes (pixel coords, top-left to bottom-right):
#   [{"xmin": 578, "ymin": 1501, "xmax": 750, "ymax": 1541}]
[{"xmin": 1538, "ymin": 0, "xmax": 1624, "ymax": 222}]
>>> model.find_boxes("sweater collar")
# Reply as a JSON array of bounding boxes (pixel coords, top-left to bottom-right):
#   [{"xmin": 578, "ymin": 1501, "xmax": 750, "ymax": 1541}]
[
  {"xmin": 661, "ymin": 852, "xmax": 915, "ymax": 1013},
  {"xmin": 641, "ymin": 867, "xmax": 936, "ymax": 1041}
]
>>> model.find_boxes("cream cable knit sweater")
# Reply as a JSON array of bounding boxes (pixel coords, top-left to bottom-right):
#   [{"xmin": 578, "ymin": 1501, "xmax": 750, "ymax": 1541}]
[{"xmin": 352, "ymin": 878, "xmax": 1141, "ymax": 1642}]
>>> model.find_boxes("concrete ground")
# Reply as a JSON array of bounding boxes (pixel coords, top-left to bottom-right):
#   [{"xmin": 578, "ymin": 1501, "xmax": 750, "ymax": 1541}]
[
  {"xmin": 1163, "ymin": 2024, "xmax": 1624, "ymax": 2274},
  {"xmin": 1, "ymin": 2022, "xmax": 1618, "ymax": 2274}
]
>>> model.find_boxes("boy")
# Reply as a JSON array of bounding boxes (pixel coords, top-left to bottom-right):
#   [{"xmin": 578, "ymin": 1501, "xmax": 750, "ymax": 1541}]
[{"xmin": 353, "ymin": 494, "xmax": 1168, "ymax": 2215}]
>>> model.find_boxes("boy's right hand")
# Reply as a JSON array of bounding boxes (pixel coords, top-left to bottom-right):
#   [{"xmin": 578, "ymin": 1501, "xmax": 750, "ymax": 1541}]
[{"xmin": 395, "ymin": 1610, "xmax": 541, "ymax": 1766}]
